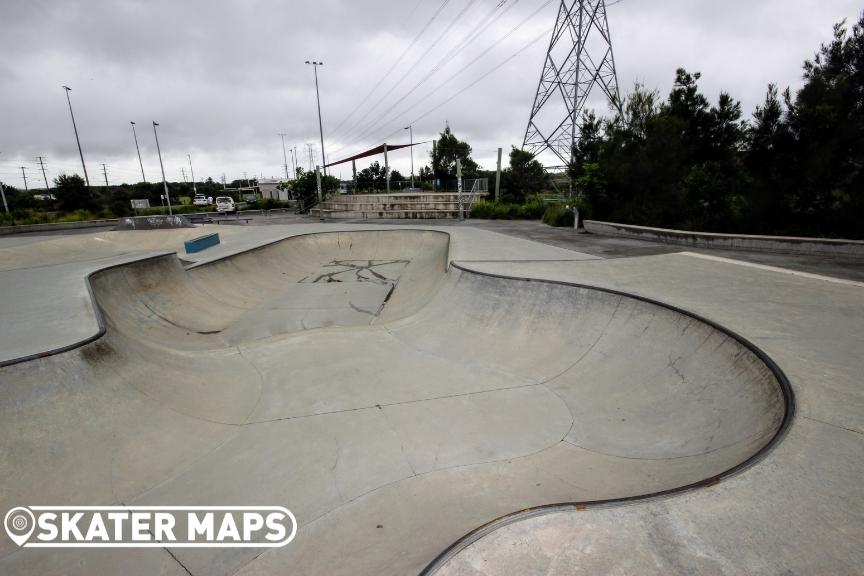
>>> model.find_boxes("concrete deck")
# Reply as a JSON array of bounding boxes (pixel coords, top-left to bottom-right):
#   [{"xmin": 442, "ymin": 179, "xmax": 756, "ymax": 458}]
[{"xmin": 0, "ymin": 223, "xmax": 860, "ymax": 575}]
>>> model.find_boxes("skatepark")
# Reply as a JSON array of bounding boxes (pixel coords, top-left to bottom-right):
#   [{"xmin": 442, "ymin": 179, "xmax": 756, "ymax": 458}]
[{"xmin": 0, "ymin": 220, "xmax": 860, "ymax": 575}]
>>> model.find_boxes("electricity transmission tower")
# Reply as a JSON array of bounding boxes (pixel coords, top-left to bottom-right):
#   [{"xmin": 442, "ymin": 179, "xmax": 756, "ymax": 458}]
[{"xmin": 523, "ymin": 0, "xmax": 622, "ymax": 167}]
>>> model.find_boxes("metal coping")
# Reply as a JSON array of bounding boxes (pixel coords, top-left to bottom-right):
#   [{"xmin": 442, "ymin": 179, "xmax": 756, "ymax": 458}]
[{"xmin": 418, "ymin": 262, "xmax": 796, "ymax": 575}]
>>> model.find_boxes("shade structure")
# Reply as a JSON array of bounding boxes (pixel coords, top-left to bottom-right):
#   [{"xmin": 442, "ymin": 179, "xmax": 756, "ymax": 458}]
[{"xmin": 325, "ymin": 142, "xmax": 422, "ymax": 169}]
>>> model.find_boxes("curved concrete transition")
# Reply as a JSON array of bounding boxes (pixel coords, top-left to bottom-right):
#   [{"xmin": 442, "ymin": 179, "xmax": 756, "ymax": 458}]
[{"xmin": 0, "ymin": 229, "xmax": 792, "ymax": 576}]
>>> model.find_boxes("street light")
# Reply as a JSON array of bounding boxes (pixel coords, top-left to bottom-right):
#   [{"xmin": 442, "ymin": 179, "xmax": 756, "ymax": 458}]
[
  {"xmin": 62, "ymin": 86, "xmax": 90, "ymax": 188},
  {"xmin": 305, "ymin": 61, "xmax": 327, "ymax": 176},
  {"xmin": 404, "ymin": 125, "xmax": 414, "ymax": 189},
  {"xmin": 152, "ymin": 122, "xmax": 172, "ymax": 216},
  {"xmin": 130, "ymin": 121, "xmax": 147, "ymax": 183}
]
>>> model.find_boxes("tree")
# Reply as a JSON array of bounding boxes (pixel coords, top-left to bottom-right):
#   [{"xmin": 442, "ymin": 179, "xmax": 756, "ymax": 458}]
[
  {"xmin": 784, "ymin": 15, "xmax": 864, "ymax": 237},
  {"xmin": 290, "ymin": 169, "xmax": 339, "ymax": 210},
  {"xmin": 567, "ymin": 111, "xmax": 603, "ymax": 181},
  {"xmin": 54, "ymin": 174, "xmax": 96, "ymax": 213},
  {"xmin": 430, "ymin": 124, "xmax": 478, "ymax": 179},
  {"xmin": 504, "ymin": 148, "xmax": 546, "ymax": 203}
]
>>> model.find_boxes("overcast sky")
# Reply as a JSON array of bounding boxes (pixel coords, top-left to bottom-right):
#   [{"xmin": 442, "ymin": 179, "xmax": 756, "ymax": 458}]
[{"xmin": 1, "ymin": 0, "xmax": 860, "ymax": 187}]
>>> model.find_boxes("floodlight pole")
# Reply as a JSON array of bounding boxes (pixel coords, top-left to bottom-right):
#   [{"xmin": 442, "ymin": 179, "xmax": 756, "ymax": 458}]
[
  {"xmin": 187, "ymin": 154, "xmax": 197, "ymax": 194},
  {"xmin": 152, "ymin": 121, "xmax": 172, "ymax": 215},
  {"xmin": 130, "ymin": 121, "xmax": 147, "ymax": 183},
  {"xmin": 315, "ymin": 165, "xmax": 324, "ymax": 221},
  {"xmin": 305, "ymin": 61, "xmax": 327, "ymax": 176},
  {"xmin": 62, "ymin": 86, "xmax": 90, "ymax": 188}
]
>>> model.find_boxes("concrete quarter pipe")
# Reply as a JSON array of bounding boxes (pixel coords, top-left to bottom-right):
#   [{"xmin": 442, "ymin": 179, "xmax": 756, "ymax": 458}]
[{"xmin": 0, "ymin": 230, "xmax": 793, "ymax": 575}]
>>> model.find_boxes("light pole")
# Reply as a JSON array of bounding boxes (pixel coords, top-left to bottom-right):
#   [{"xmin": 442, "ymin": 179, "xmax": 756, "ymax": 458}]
[
  {"xmin": 278, "ymin": 133, "xmax": 290, "ymax": 181},
  {"xmin": 130, "ymin": 121, "xmax": 147, "ymax": 183},
  {"xmin": 62, "ymin": 86, "xmax": 90, "ymax": 188},
  {"xmin": 187, "ymin": 153, "xmax": 197, "ymax": 194},
  {"xmin": 305, "ymin": 61, "xmax": 327, "ymax": 176},
  {"xmin": 152, "ymin": 122, "xmax": 172, "ymax": 215},
  {"xmin": 404, "ymin": 125, "xmax": 415, "ymax": 189}
]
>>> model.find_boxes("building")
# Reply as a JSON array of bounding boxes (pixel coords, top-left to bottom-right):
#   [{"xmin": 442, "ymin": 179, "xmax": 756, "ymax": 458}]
[{"xmin": 258, "ymin": 178, "xmax": 291, "ymax": 202}]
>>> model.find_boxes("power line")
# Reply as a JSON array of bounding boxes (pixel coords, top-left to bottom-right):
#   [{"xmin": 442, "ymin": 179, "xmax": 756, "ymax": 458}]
[
  {"xmin": 372, "ymin": 25, "xmax": 554, "ymax": 148},
  {"xmin": 330, "ymin": 0, "xmax": 453, "ymax": 136},
  {"xmin": 336, "ymin": 0, "xmax": 482, "ymax": 144},
  {"xmin": 337, "ymin": 0, "xmax": 520, "ymax": 146},
  {"xmin": 342, "ymin": 0, "xmax": 555, "ymax": 153}
]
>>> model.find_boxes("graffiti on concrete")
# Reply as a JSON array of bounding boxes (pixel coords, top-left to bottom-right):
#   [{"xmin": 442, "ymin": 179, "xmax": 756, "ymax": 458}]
[{"xmin": 300, "ymin": 259, "xmax": 410, "ymax": 286}]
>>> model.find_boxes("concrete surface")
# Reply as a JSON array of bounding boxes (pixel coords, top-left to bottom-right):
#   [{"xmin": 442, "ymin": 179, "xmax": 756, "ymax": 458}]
[
  {"xmin": 0, "ymin": 222, "xmax": 859, "ymax": 576},
  {"xmin": 584, "ymin": 219, "xmax": 864, "ymax": 257}
]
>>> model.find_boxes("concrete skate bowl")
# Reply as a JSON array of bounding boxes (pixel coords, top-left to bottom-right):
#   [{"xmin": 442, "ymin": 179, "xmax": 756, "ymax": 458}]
[{"xmin": 0, "ymin": 229, "xmax": 793, "ymax": 576}]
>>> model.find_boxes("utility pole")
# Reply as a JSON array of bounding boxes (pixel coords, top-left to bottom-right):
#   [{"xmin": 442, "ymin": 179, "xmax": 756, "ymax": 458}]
[
  {"xmin": 306, "ymin": 144, "xmax": 314, "ymax": 172},
  {"xmin": 289, "ymin": 147, "xmax": 297, "ymax": 179},
  {"xmin": 181, "ymin": 167, "xmax": 187, "ymax": 184},
  {"xmin": 130, "ymin": 121, "xmax": 146, "ymax": 183},
  {"xmin": 37, "ymin": 156, "xmax": 51, "ymax": 192},
  {"xmin": 404, "ymin": 125, "xmax": 415, "ymax": 189},
  {"xmin": 62, "ymin": 86, "xmax": 90, "ymax": 188},
  {"xmin": 221, "ymin": 173, "xmax": 227, "ymax": 190},
  {"xmin": 294, "ymin": 146, "xmax": 299, "ymax": 176},
  {"xmin": 457, "ymin": 158, "xmax": 463, "ymax": 220},
  {"xmin": 0, "ymin": 180, "xmax": 8, "ymax": 214},
  {"xmin": 352, "ymin": 159, "xmax": 357, "ymax": 193},
  {"xmin": 20, "ymin": 167, "xmax": 28, "ymax": 192},
  {"xmin": 432, "ymin": 140, "xmax": 437, "ymax": 192},
  {"xmin": 152, "ymin": 121, "xmax": 172, "ymax": 215},
  {"xmin": 305, "ymin": 61, "xmax": 327, "ymax": 175},
  {"xmin": 101, "ymin": 163, "xmax": 109, "ymax": 190},
  {"xmin": 495, "ymin": 147, "xmax": 502, "ymax": 202},
  {"xmin": 187, "ymin": 153, "xmax": 197, "ymax": 194},
  {"xmin": 278, "ymin": 133, "xmax": 290, "ymax": 181},
  {"xmin": 383, "ymin": 143, "xmax": 390, "ymax": 194}
]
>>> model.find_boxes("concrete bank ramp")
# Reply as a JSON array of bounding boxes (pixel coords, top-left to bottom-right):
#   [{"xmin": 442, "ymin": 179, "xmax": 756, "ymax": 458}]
[{"xmin": 0, "ymin": 230, "xmax": 790, "ymax": 576}]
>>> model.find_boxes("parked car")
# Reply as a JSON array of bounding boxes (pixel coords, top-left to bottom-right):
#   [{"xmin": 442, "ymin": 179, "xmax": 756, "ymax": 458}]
[
  {"xmin": 215, "ymin": 196, "xmax": 236, "ymax": 214},
  {"xmin": 192, "ymin": 194, "xmax": 209, "ymax": 207}
]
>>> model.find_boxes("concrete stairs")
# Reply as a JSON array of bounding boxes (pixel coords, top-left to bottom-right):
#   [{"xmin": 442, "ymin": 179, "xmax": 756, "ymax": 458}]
[{"xmin": 309, "ymin": 192, "xmax": 486, "ymax": 219}]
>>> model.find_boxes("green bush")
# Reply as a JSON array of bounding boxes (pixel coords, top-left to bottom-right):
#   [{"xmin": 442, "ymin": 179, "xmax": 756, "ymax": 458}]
[
  {"xmin": 542, "ymin": 204, "xmax": 575, "ymax": 227},
  {"xmin": 56, "ymin": 210, "xmax": 101, "ymax": 223},
  {"xmin": 469, "ymin": 199, "xmax": 546, "ymax": 220}
]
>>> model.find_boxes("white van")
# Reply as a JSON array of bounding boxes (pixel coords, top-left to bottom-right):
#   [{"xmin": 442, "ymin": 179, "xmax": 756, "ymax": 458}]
[{"xmin": 215, "ymin": 196, "xmax": 236, "ymax": 214}]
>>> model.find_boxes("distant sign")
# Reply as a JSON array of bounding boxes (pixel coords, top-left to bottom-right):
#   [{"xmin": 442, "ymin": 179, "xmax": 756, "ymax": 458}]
[{"xmin": 131, "ymin": 199, "xmax": 150, "ymax": 209}]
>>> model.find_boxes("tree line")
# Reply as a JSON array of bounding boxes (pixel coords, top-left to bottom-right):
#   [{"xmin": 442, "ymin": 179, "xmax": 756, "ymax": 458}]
[{"xmin": 569, "ymin": 14, "xmax": 864, "ymax": 238}]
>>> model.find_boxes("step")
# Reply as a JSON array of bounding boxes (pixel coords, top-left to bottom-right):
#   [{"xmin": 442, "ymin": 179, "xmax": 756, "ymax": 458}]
[
  {"xmin": 309, "ymin": 209, "xmax": 461, "ymax": 219},
  {"xmin": 322, "ymin": 202, "xmax": 463, "ymax": 211}
]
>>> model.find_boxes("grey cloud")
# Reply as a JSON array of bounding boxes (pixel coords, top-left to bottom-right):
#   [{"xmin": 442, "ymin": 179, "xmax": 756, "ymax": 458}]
[{"xmin": 1, "ymin": 0, "xmax": 860, "ymax": 184}]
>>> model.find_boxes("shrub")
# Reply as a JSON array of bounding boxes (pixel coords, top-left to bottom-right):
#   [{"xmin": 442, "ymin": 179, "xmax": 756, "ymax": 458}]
[
  {"xmin": 542, "ymin": 204, "xmax": 575, "ymax": 227},
  {"xmin": 469, "ymin": 199, "xmax": 546, "ymax": 220}
]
